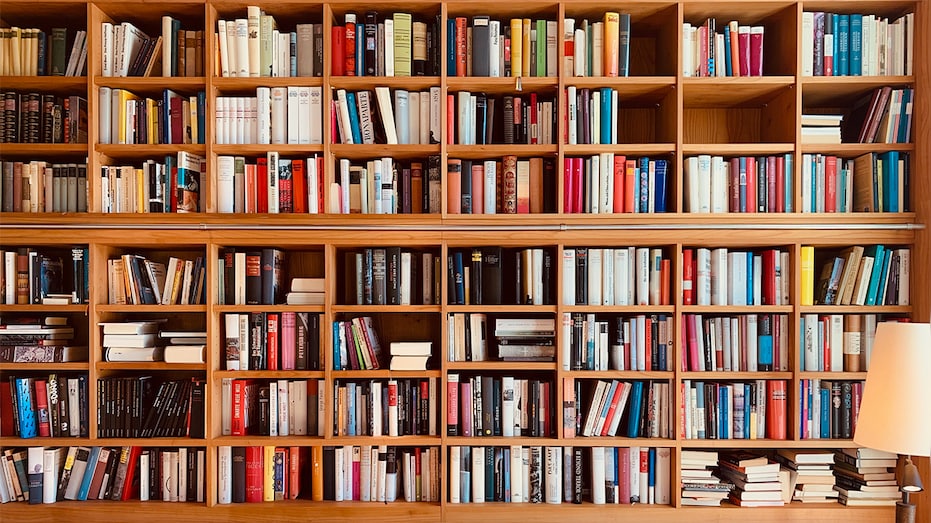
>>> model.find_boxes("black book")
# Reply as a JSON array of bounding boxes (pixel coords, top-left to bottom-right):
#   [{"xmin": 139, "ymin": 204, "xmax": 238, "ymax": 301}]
[
  {"xmin": 542, "ymin": 249, "xmax": 553, "ymax": 305},
  {"xmin": 471, "ymin": 16, "xmax": 490, "ymax": 76},
  {"xmin": 245, "ymin": 251, "xmax": 262, "ymax": 305},
  {"xmin": 702, "ymin": 318, "xmax": 714, "ymax": 372},
  {"xmin": 485, "ymin": 444, "xmax": 495, "ymax": 501},
  {"xmin": 188, "ymin": 379, "xmax": 206, "ymax": 439},
  {"xmin": 512, "ymin": 249, "xmax": 522, "ymax": 305},
  {"xmin": 470, "ymin": 248, "xmax": 482, "ymax": 305},
  {"xmin": 313, "ymin": 25, "xmax": 324, "ymax": 77},
  {"xmin": 481, "ymin": 246, "xmax": 502, "ymax": 305},
  {"xmin": 295, "ymin": 312, "xmax": 309, "ymax": 370},
  {"xmin": 650, "ymin": 315, "xmax": 659, "ymax": 371},
  {"xmin": 321, "ymin": 447, "xmax": 335, "ymax": 499},
  {"xmin": 257, "ymin": 386, "xmax": 270, "ymax": 436},
  {"xmin": 372, "ymin": 248, "xmax": 387, "ymax": 305},
  {"xmin": 543, "ymin": 158, "xmax": 557, "ymax": 213},
  {"xmin": 100, "ymin": 447, "xmax": 121, "ymax": 500},
  {"xmin": 841, "ymin": 381, "xmax": 853, "ymax": 439},
  {"xmin": 364, "ymin": 12, "xmax": 378, "ymax": 76},
  {"xmin": 575, "ymin": 248, "xmax": 588, "ymax": 305},
  {"xmin": 250, "ymin": 312, "xmax": 266, "ymax": 370},
  {"xmin": 475, "ymin": 95, "xmax": 487, "ymax": 144},
  {"xmin": 78, "ymin": 374, "xmax": 88, "ymax": 437},
  {"xmin": 460, "ymin": 159, "xmax": 472, "ymax": 213},
  {"xmin": 260, "ymin": 248, "xmax": 283, "ymax": 305},
  {"xmin": 481, "ymin": 375, "xmax": 494, "ymax": 436},
  {"xmin": 386, "ymin": 246, "xmax": 401, "ymax": 305},
  {"xmin": 757, "ymin": 157, "xmax": 767, "ymax": 212},
  {"xmin": 573, "ymin": 447, "xmax": 583, "ymax": 503},
  {"xmin": 231, "ymin": 447, "xmax": 246, "ymax": 503},
  {"xmin": 452, "ymin": 251, "xmax": 465, "ymax": 305}
]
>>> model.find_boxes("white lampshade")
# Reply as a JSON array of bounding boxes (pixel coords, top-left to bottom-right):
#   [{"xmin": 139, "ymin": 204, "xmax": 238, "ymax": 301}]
[{"xmin": 854, "ymin": 322, "xmax": 931, "ymax": 457}]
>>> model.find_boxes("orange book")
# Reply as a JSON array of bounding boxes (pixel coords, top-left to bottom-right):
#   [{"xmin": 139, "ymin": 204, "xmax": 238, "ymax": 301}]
[
  {"xmin": 311, "ymin": 446, "xmax": 323, "ymax": 500},
  {"xmin": 289, "ymin": 447, "xmax": 301, "ymax": 499},
  {"xmin": 613, "ymin": 155, "xmax": 626, "ymax": 212},
  {"xmin": 446, "ymin": 159, "xmax": 462, "ymax": 214},
  {"xmin": 729, "ymin": 21, "xmax": 740, "ymax": 76},
  {"xmin": 562, "ymin": 378, "xmax": 576, "ymax": 438},
  {"xmin": 292, "ymin": 159, "xmax": 307, "ymax": 214},
  {"xmin": 528, "ymin": 157, "xmax": 543, "ymax": 213},
  {"xmin": 604, "ymin": 12, "xmax": 620, "ymax": 76},
  {"xmin": 766, "ymin": 380, "xmax": 787, "ymax": 439},
  {"xmin": 411, "ymin": 162, "xmax": 424, "ymax": 214},
  {"xmin": 624, "ymin": 160, "xmax": 637, "ymax": 212},
  {"xmin": 446, "ymin": 94, "xmax": 455, "ymax": 144},
  {"xmin": 455, "ymin": 17, "xmax": 467, "ymax": 76},
  {"xmin": 471, "ymin": 163, "xmax": 484, "ymax": 214}
]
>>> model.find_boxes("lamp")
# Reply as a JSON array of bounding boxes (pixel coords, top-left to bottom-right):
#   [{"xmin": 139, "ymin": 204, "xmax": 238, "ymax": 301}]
[{"xmin": 854, "ymin": 322, "xmax": 931, "ymax": 523}]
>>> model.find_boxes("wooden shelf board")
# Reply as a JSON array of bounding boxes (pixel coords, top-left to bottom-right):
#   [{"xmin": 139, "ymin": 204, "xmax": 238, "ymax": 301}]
[
  {"xmin": 799, "ymin": 143, "xmax": 915, "ymax": 155},
  {"xmin": 213, "ymin": 370, "xmax": 326, "ymax": 379},
  {"xmin": 682, "ymin": 143, "xmax": 795, "ymax": 155},
  {"xmin": 95, "ymin": 76, "xmax": 206, "ymax": 90},
  {"xmin": 95, "ymin": 304, "xmax": 207, "ymax": 313},
  {"xmin": 0, "ymin": 304, "xmax": 87, "ymax": 312},
  {"xmin": 0, "ymin": 362, "xmax": 89, "ymax": 370},
  {"xmin": 212, "ymin": 144, "xmax": 325, "ymax": 155},
  {"xmin": 329, "ymin": 143, "xmax": 441, "ymax": 159},
  {"xmin": 0, "ymin": 143, "xmax": 88, "ymax": 155},
  {"xmin": 330, "ymin": 305, "xmax": 442, "ymax": 313},
  {"xmin": 444, "ymin": 305, "xmax": 558, "ymax": 313},
  {"xmin": 799, "ymin": 305, "xmax": 911, "ymax": 314},
  {"xmin": 680, "ymin": 305, "xmax": 794, "ymax": 313},
  {"xmin": 96, "ymin": 143, "xmax": 207, "ymax": 158},
  {"xmin": 212, "ymin": 76, "xmax": 324, "ymax": 91},
  {"xmin": 328, "ymin": 76, "xmax": 441, "ymax": 91},
  {"xmin": 326, "ymin": 435, "xmax": 441, "ymax": 445},
  {"xmin": 91, "ymin": 437, "xmax": 208, "ymax": 446},
  {"xmin": 445, "ymin": 361, "xmax": 557, "ymax": 371},
  {"xmin": 562, "ymin": 143, "xmax": 676, "ymax": 155},
  {"xmin": 681, "ymin": 439, "xmax": 795, "ymax": 449},
  {"xmin": 680, "ymin": 371, "xmax": 794, "ymax": 379},
  {"xmin": 96, "ymin": 362, "xmax": 206, "ymax": 371},
  {"xmin": 0, "ymin": 436, "xmax": 89, "ymax": 446},
  {"xmin": 331, "ymin": 370, "xmax": 443, "ymax": 378},
  {"xmin": 445, "ymin": 436, "xmax": 560, "ymax": 445},
  {"xmin": 445, "ymin": 144, "xmax": 558, "ymax": 158},
  {"xmin": 682, "ymin": 77, "xmax": 794, "ymax": 107},
  {"xmin": 212, "ymin": 436, "xmax": 327, "ymax": 446},
  {"xmin": 214, "ymin": 305, "xmax": 326, "ymax": 313},
  {"xmin": 802, "ymin": 75, "xmax": 913, "ymax": 107},
  {"xmin": 562, "ymin": 305, "xmax": 675, "ymax": 313},
  {"xmin": 445, "ymin": 76, "xmax": 557, "ymax": 93},
  {"xmin": 0, "ymin": 75, "xmax": 86, "ymax": 94},
  {"xmin": 798, "ymin": 372, "xmax": 868, "ymax": 380},
  {"xmin": 564, "ymin": 371, "xmax": 675, "ymax": 379}
]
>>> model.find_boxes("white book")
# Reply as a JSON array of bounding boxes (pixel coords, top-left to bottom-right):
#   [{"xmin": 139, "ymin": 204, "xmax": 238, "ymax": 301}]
[
  {"xmin": 502, "ymin": 376, "xmax": 515, "ymax": 436},
  {"xmin": 561, "ymin": 248, "xmax": 576, "ymax": 305},
  {"xmin": 602, "ymin": 248, "xmax": 614, "ymax": 305},
  {"xmin": 408, "ymin": 91, "xmax": 420, "ymax": 145},
  {"xmin": 217, "ymin": 156, "xmax": 235, "ymax": 213},
  {"xmin": 419, "ymin": 90, "xmax": 430, "ymax": 145},
  {"xmin": 591, "ymin": 447, "xmax": 606, "ymax": 504},
  {"xmin": 635, "ymin": 247, "xmax": 650, "ymax": 305},
  {"xmin": 710, "ymin": 248, "xmax": 728, "ymax": 305},
  {"xmin": 234, "ymin": 19, "xmax": 249, "ymax": 77},
  {"xmin": 287, "ymin": 86, "xmax": 300, "ymax": 144},
  {"xmin": 510, "ymin": 446, "xmax": 523, "ymax": 502},
  {"xmin": 430, "ymin": 86, "xmax": 442, "ymax": 144},
  {"xmin": 269, "ymin": 383, "xmax": 278, "ymax": 435},
  {"xmin": 801, "ymin": 13, "xmax": 814, "ymax": 76},
  {"xmin": 267, "ymin": 150, "xmax": 280, "ymax": 213},
  {"xmin": 270, "ymin": 86, "xmax": 287, "ymax": 144},
  {"xmin": 177, "ymin": 447, "xmax": 187, "ymax": 502},
  {"xmin": 483, "ymin": 160, "xmax": 496, "ymax": 213},
  {"xmin": 588, "ymin": 248, "xmax": 602, "ymax": 305},
  {"xmin": 613, "ymin": 248, "xmax": 629, "ymax": 305},
  {"xmin": 682, "ymin": 23, "xmax": 692, "ymax": 76},
  {"xmin": 101, "ymin": 22, "xmax": 113, "ymax": 77},
  {"xmin": 309, "ymin": 86, "xmax": 323, "ymax": 144},
  {"xmin": 339, "ymin": 158, "xmax": 350, "ymax": 213},
  {"xmin": 97, "ymin": 86, "xmax": 111, "ymax": 144},
  {"xmin": 546, "ymin": 21, "xmax": 558, "ymax": 77},
  {"xmin": 489, "ymin": 21, "xmax": 501, "ymax": 77},
  {"xmin": 472, "ymin": 446, "xmax": 485, "ymax": 503},
  {"xmin": 521, "ymin": 447, "xmax": 531, "ymax": 502},
  {"xmin": 374, "ymin": 87, "xmax": 399, "ymax": 144},
  {"xmin": 360, "ymin": 446, "xmax": 372, "ymax": 501},
  {"xmin": 42, "ymin": 448, "xmax": 59, "ymax": 503},
  {"xmin": 696, "ymin": 247, "xmax": 712, "ymax": 305},
  {"xmin": 567, "ymin": 85, "xmax": 577, "ymax": 144},
  {"xmin": 400, "ymin": 252, "xmax": 411, "ymax": 305},
  {"xmin": 449, "ymin": 447, "xmax": 461, "ymax": 503},
  {"xmin": 592, "ymin": 22, "xmax": 603, "ymax": 76},
  {"xmin": 277, "ymin": 379, "xmax": 289, "ymax": 436},
  {"xmin": 139, "ymin": 452, "xmax": 150, "ymax": 501},
  {"xmin": 297, "ymin": 87, "xmax": 312, "ymax": 144},
  {"xmin": 545, "ymin": 447, "xmax": 562, "ymax": 504},
  {"xmin": 247, "ymin": 6, "xmax": 261, "ymax": 76},
  {"xmin": 711, "ymin": 156, "xmax": 727, "ymax": 212},
  {"xmin": 574, "ymin": 29, "xmax": 585, "ymax": 76},
  {"xmin": 384, "ymin": 19, "xmax": 395, "ymax": 77},
  {"xmin": 217, "ymin": 19, "xmax": 230, "ymax": 77},
  {"xmin": 532, "ymin": 248, "xmax": 544, "ymax": 305}
]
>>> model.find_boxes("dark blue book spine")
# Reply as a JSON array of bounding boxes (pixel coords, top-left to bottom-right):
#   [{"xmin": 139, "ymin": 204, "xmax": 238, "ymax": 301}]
[
  {"xmin": 447, "ymin": 19, "xmax": 456, "ymax": 76},
  {"xmin": 838, "ymin": 15, "xmax": 850, "ymax": 76},
  {"xmin": 453, "ymin": 251, "xmax": 465, "ymax": 305}
]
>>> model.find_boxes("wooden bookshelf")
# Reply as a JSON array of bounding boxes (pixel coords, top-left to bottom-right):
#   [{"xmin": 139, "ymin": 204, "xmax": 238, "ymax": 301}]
[{"xmin": 0, "ymin": 0, "xmax": 928, "ymax": 521}]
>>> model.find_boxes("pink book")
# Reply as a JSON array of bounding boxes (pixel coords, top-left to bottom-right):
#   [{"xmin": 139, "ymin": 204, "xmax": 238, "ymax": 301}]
[
  {"xmin": 460, "ymin": 380, "xmax": 473, "ymax": 437},
  {"xmin": 280, "ymin": 312, "xmax": 295, "ymax": 370},
  {"xmin": 687, "ymin": 314, "xmax": 700, "ymax": 371},
  {"xmin": 618, "ymin": 447, "xmax": 631, "ymax": 504},
  {"xmin": 572, "ymin": 157, "xmax": 584, "ymax": 214},
  {"xmin": 749, "ymin": 26, "xmax": 764, "ymax": 76},
  {"xmin": 563, "ymin": 157, "xmax": 574, "ymax": 213},
  {"xmin": 471, "ymin": 163, "xmax": 484, "ymax": 214},
  {"xmin": 729, "ymin": 157, "xmax": 741, "ymax": 212},
  {"xmin": 767, "ymin": 156, "xmax": 777, "ymax": 212},
  {"xmin": 738, "ymin": 26, "xmax": 751, "ymax": 76},
  {"xmin": 613, "ymin": 155, "xmax": 625, "ymax": 213}
]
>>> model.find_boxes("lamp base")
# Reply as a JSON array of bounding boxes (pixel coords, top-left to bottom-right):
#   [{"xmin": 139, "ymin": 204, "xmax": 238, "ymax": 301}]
[{"xmin": 895, "ymin": 501, "xmax": 916, "ymax": 523}]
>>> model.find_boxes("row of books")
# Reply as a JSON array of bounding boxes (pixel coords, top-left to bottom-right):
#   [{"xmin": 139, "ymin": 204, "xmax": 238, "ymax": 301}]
[
  {"xmin": 682, "ymin": 20, "xmax": 764, "ymax": 77},
  {"xmin": 1, "ymin": 374, "xmax": 88, "ymax": 439},
  {"xmin": 218, "ymin": 445, "xmax": 440, "ymax": 503},
  {"xmin": 449, "ymin": 446, "xmax": 669, "ymax": 505},
  {"xmin": 0, "ymin": 446, "xmax": 205, "ymax": 504},
  {"xmin": 571, "ymin": 380, "xmax": 671, "ymax": 439},
  {"xmin": 1, "ymin": 161, "xmax": 87, "ymax": 214},
  {"xmin": 564, "ymin": 15, "xmax": 632, "ymax": 78},
  {"xmin": 447, "ymin": 156, "xmax": 557, "ymax": 215},
  {"xmin": 334, "ymin": 87, "xmax": 440, "ymax": 145},
  {"xmin": 448, "ymin": 247, "xmax": 553, "ymax": 306},
  {"xmin": 222, "ymin": 379, "xmax": 323, "ymax": 437},
  {"xmin": 801, "ymin": 152, "xmax": 910, "ymax": 213},
  {"xmin": 215, "ymin": 87, "xmax": 323, "ymax": 145},
  {"xmin": 446, "ymin": 374, "xmax": 553, "ymax": 438},
  {"xmin": 682, "ymin": 314, "xmax": 790, "ymax": 373},
  {"xmin": 776, "ymin": 450, "xmax": 837, "ymax": 504},
  {"xmin": 798, "ymin": 314, "xmax": 882, "ymax": 372},
  {"xmin": 494, "ymin": 318, "xmax": 556, "ymax": 363},
  {"xmin": 807, "ymin": 245, "xmax": 910, "ymax": 307},
  {"xmin": 223, "ymin": 313, "xmax": 322, "ymax": 372},
  {"xmin": 99, "ymin": 154, "xmax": 208, "ymax": 214},
  {"xmin": 567, "ymin": 314, "xmax": 673, "ymax": 372},
  {"xmin": 98, "ymin": 88, "xmax": 206, "ymax": 145},
  {"xmin": 448, "ymin": 17, "xmax": 557, "ymax": 78},
  {"xmin": 684, "ymin": 247, "xmax": 791, "ymax": 306},
  {"xmin": 219, "ymin": 155, "xmax": 324, "ymax": 214},
  {"xmin": 563, "ymin": 156, "xmax": 669, "ymax": 214},
  {"xmin": 684, "ymin": 155, "xmax": 794, "ymax": 214},
  {"xmin": 106, "ymin": 253, "xmax": 207, "ymax": 305},
  {"xmin": 798, "ymin": 379, "xmax": 863, "ymax": 440},
  {"xmin": 0, "ymin": 27, "xmax": 86, "ymax": 76},
  {"xmin": 332, "ymin": 316, "xmax": 384, "ymax": 371},
  {"xmin": 0, "ymin": 92, "xmax": 87, "ymax": 144},
  {"xmin": 566, "ymin": 86, "xmax": 631, "ymax": 145},
  {"xmin": 681, "ymin": 379, "xmax": 788, "ymax": 440},
  {"xmin": 0, "ymin": 248, "xmax": 87, "ymax": 305},
  {"xmin": 216, "ymin": 11, "xmax": 324, "ymax": 78},
  {"xmin": 334, "ymin": 379, "xmax": 437, "ymax": 437},
  {"xmin": 716, "ymin": 452, "xmax": 786, "ymax": 507},
  {"xmin": 343, "ymin": 247, "xmax": 438, "ymax": 306},
  {"xmin": 563, "ymin": 247, "xmax": 670, "ymax": 306},
  {"xmin": 332, "ymin": 12, "xmax": 440, "ymax": 77},
  {"xmin": 95, "ymin": 378, "xmax": 204, "ymax": 439},
  {"xmin": 833, "ymin": 448, "xmax": 900, "ymax": 506},
  {"xmin": 802, "ymin": 12, "xmax": 914, "ymax": 76},
  {"xmin": 801, "ymin": 113, "xmax": 843, "ymax": 145},
  {"xmin": 848, "ymin": 86, "xmax": 914, "ymax": 145},
  {"xmin": 336, "ymin": 156, "xmax": 440, "ymax": 214},
  {"xmin": 451, "ymin": 92, "xmax": 555, "ymax": 145},
  {"xmin": 218, "ymin": 247, "xmax": 283, "ymax": 305}
]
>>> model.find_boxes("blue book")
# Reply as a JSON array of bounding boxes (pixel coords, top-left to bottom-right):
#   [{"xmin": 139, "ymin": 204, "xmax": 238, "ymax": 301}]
[
  {"xmin": 196, "ymin": 91, "xmax": 207, "ymax": 144},
  {"xmin": 654, "ymin": 160, "xmax": 668, "ymax": 212},
  {"xmin": 837, "ymin": 15, "xmax": 850, "ymax": 75},
  {"xmin": 355, "ymin": 23, "xmax": 365, "ymax": 75},
  {"xmin": 638, "ymin": 157, "xmax": 649, "ymax": 213},
  {"xmin": 290, "ymin": 32, "xmax": 298, "ymax": 76},
  {"xmin": 76, "ymin": 446, "xmax": 101, "ymax": 501},
  {"xmin": 784, "ymin": 153, "xmax": 793, "ymax": 212},
  {"xmin": 460, "ymin": 447, "xmax": 471, "ymax": 502},
  {"xmin": 599, "ymin": 381, "xmax": 618, "ymax": 427},
  {"xmin": 723, "ymin": 29, "xmax": 733, "ymax": 76},
  {"xmin": 738, "ymin": 157, "xmax": 748, "ymax": 212},
  {"xmin": 876, "ymin": 249, "xmax": 893, "ymax": 304},
  {"xmin": 832, "ymin": 14, "xmax": 840, "ymax": 74},
  {"xmin": 811, "ymin": 156, "xmax": 818, "ymax": 212},
  {"xmin": 344, "ymin": 92, "xmax": 363, "ymax": 144},
  {"xmin": 447, "ymin": 19, "xmax": 456, "ymax": 75},
  {"xmin": 332, "ymin": 321, "xmax": 342, "ymax": 370},
  {"xmin": 746, "ymin": 251, "xmax": 754, "ymax": 305},
  {"xmin": 820, "ymin": 388, "xmax": 831, "ymax": 438},
  {"xmin": 758, "ymin": 332, "xmax": 774, "ymax": 370},
  {"xmin": 346, "ymin": 382, "xmax": 356, "ymax": 435},
  {"xmin": 744, "ymin": 383, "xmax": 752, "ymax": 439},
  {"xmin": 503, "ymin": 447, "xmax": 510, "ymax": 502},
  {"xmin": 395, "ymin": 90, "xmax": 410, "ymax": 144},
  {"xmin": 720, "ymin": 386, "xmax": 729, "ymax": 438},
  {"xmin": 850, "ymin": 14, "xmax": 863, "ymax": 75},
  {"xmin": 626, "ymin": 381, "xmax": 644, "ymax": 437},
  {"xmin": 452, "ymin": 251, "xmax": 465, "ymax": 305},
  {"xmin": 864, "ymin": 245, "xmax": 886, "ymax": 305},
  {"xmin": 37, "ymin": 31, "xmax": 47, "ymax": 75},
  {"xmin": 799, "ymin": 379, "xmax": 807, "ymax": 433},
  {"xmin": 896, "ymin": 89, "xmax": 912, "ymax": 143},
  {"xmin": 880, "ymin": 151, "xmax": 899, "ymax": 212},
  {"xmin": 694, "ymin": 382, "xmax": 705, "ymax": 439},
  {"xmin": 600, "ymin": 88, "xmax": 613, "ymax": 143},
  {"xmin": 14, "ymin": 378, "xmax": 37, "ymax": 438}
]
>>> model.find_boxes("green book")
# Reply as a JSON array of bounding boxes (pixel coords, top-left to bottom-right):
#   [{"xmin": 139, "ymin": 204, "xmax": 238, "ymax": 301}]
[
  {"xmin": 51, "ymin": 28, "xmax": 68, "ymax": 76},
  {"xmin": 393, "ymin": 12, "xmax": 412, "ymax": 77},
  {"xmin": 260, "ymin": 13, "xmax": 276, "ymax": 77},
  {"xmin": 536, "ymin": 19, "xmax": 546, "ymax": 77}
]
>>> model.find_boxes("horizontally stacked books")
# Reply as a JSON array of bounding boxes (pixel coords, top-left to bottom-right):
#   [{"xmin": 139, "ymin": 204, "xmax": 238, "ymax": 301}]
[
  {"xmin": 0, "ymin": 316, "xmax": 86, "ymax": 363},
  {"xmin": 495, "ymin": 318, "xmax": 555, "ymax": 362},
  {"xmin": 717, "ymin": 451, "xmax": 786, "ymax": 507},
  {"xmin": 389, "ymin": 341, "xmax": 431, "ymax": 371},
  {"xmin": 801, "ymin": 114, "xmax": 843, "ymax": 144},
  {"xmin": 100, "ymin": 321, "xmax": 203, "ymax": 363},
  {"xmin": 287, "ymin": 277, "xmax": 325, "ymax": 305},
  {"xmin": 834, "ymin": 448, "xmax": 900, "ymax": 506},
  {"xmin": 774, "ymin": 449, "xmax": 837, "ymax": 503},
  {"xmin": 680, "ymin": 450, "xmax": 732, "ymax": 506}
]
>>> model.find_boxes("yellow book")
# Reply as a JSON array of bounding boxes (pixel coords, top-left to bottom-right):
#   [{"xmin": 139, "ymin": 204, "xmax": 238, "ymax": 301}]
[
  {"xmin": 800, "ymin": 246, "xmax": 815, "ymax": 305},
  {"xmin": 264, "ymin": 446, "xmax": 275, "ymax": 501},
  {"xmin": 311, "ymin": 446, "xmax": 323, "ymax": 501},
  {"xmin": 521, "ymin": 19, "xmax": 531, "ymax": 76},
  {"xmin": 117, "ymin": 89, "xmax": 140, "ymax": 144},
  {"xmin": 146, "ymin": 98, "xmax": 157, "ymax": 144},
  {"xmin": 135, "ymin": 168, "xmax": 145, "ymax": 212},
  {"xmin": 510, "ymin": 19, "xmax": 523, "ymax": 77},
  {"xmin": 603, "ymin": 12, "xmax": 620, "ymax": 76},
  {"xmin": 189, "ymin": 96, "xmax": 198, "ymax": 144}
]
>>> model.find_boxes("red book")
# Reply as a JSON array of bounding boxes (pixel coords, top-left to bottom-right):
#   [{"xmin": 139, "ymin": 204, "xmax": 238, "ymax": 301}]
[
  {"xmin": 292, "ymin": 159, "xmax": 307, "ymax": 214},
  {"xmin": 266, "ymin": 312, "xmax": 279, "ymax": 371},
  {"xmin": 256, "ymin": 157, "xmax": 268, "ymax": 213},
  {"xmin": 745, "ymin": 156, "xmax": 756, "ymax": 213},
  {"xmin": 749, "ymin": 27, "xmax": 764, "ymax": 76},
  {"xmin": 738, "ymin": 27, "xmax": 751, "ymax": 76},
  {"xmin": 0, "ymin": 385, "xmax": 14, "ymax": 436},
  {"xmin": 563, "ymin": 157, "xmax": 573, "ymax": 213},
  {"xmin": 729, "ymin": 157, "xmax": 741, "ymax": 211},
  {"xmin": 317, "ymin": 156, "xmax": 325, "ymax": 212},
  {"xmin": 682, "ymin": 248, "xmax": 694, "ymax": 305},
  {"xmin": 331, "ymin": 27, "xmax": 345, "ymax": 76},
  {"xmin": 245, "ymin": 446, "xmax": 264, "ymax": 502},
  {"xmin": 686, "ymin": 314, "xmax": 700, "ymax": 371},
  {"xmin": 529, "ymin": 92, "xmax": 538, "ymax": 144},
  {"xmin": 471, "ymin": 163, "xmax": 484, "ymax": 214},
  {"xmin": 446, "ymin": 94, "xmax": 455, "ymax": 144},
  {"xmin": 344, "ymin": 19, "xmax": 356, "ymax": 76},
  {"xmin": 624, "ymin": 160, "xmax": 637, "ymax": 212},
  {"xmin": 600, "ymin": 382, "xmax": 626, "ymax": 436},
  {"xmin": 618, "ymin": 447, "xmax": 631, "ymax": 504},
  {"xmin": 822, "ymin": 316, "xmax": 831, "ymax": 371},
  {"xmin": 762, "ymin": 249, "xmax": 777, "ymax": 305},
  {"xmin": 766, "ymin": 156, "xmax": 777, "ymax": 212},
  {"xmin": 120, "ymin": 446, "xmax": 143, "ymax": 500},
  {"xmin": 455, "ymin": 17, "xmax": 467, "ymax": 76},
  {"xmin": 34, "ymin": 378, "xmax": 50, "ymax": 437},
  {"xmin": 660, "ymin": 259, "xmax": 671, "ymax": 305},
  {"xmin": 766, "ymin": 380, "xmax": 787, "ymax": 439},
  {"xmin": 572, "ymin": 157, "xmax": 584, "ymax": 214},
  {"xmin": 289, "ymin": 447, "xmax": 301, "ymax": 500},
  {"xmin": 169, "ymin": 96, "xmax": 184, "ymax": 144},
  {"xmin": 351, "ymin": 449, "xmax": 360, "ymax": 500},
  {"xmin": 169, "ymin": 164, "xmax": 178, "ymax": 213},
  {"xmin": 698, "ymin": 24, "xmax": 708, "ymax": 76},
  {"xmin": 774, "ymin": 155, "xmax": 785, "ymax": 212},
  {"xmin": 612, "ymin": 155, "xmax": 625, "ymax": 212},
  {"xmin": 643, "ymin": 316, "xmax": 653, "ymax": 372},
  {"xmin": 824, "ymin": 155, "xmax": 837, "ymax": 212},
  {"xmin": 231, "ymin": 379, "xmax": 245, "ymax": 435}
]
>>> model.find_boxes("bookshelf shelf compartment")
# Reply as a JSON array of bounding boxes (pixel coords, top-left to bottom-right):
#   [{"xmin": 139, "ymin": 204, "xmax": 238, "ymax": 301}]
[
  {"xmin": 329, "ymin": 144, "xmax": 441, "ymax": 159},
  {"xmin": 94, "ymin": 76, "xmax": 207, "ymax": 89},
  {"xmin": 445, "ymin": 144, "xmax": 558, "ymax": 158},
  {"xmin": 682, "ymin": 77, "xmax": 795, "ymax": 107},
  {"xmin": 801, "ymin": 75, "xmax": 914, "ymax": 107},
  {"xmin": 681, "ymin": 143, "xmax": 795, "ymax": 156}
]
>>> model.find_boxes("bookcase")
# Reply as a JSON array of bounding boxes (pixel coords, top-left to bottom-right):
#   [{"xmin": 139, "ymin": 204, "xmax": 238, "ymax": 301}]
[{"xmin": 0, "ymin": 0, "xmax": 928, "ymax": 521}]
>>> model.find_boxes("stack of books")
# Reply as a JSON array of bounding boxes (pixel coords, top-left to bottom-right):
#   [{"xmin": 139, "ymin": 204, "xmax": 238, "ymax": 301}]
[
  {"xmin": 0, "ymin": 317, "xmax": 84, "ymax": 363},
  {"xmin": 99, "ymin": 321, "xmax": 164, "ymax": 362},
  {"xmin": 494, "ymin": 318, "xmax": 555, "ymax": 361},
  {"xmin": 801, "ymin": 114, "xmax": 843, "ymax": 144},
  {"xmin": 833, "ymin": 448, "xmax": 900, "ymax": 506},
  {"xmin": 286, "ymin": 277, "xmax": 325, "ymax": 305},
  {"xmin": 717, "ymin": 451, "xmax": 785, "ymax": 507},
  {"xmin": 775, "ymin": 449, "xmax": 838, "ymax": 503},
  {"xmin": 389, "ymin": 341, "xmax": 431, "ymax": 370},
  {"xmin": 160, "ymin": 330, "xmax": 207, "ymax": 364},
  {"xmin": 680, "ymin": 450, "xmax": 732, "ymax": 506}
]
